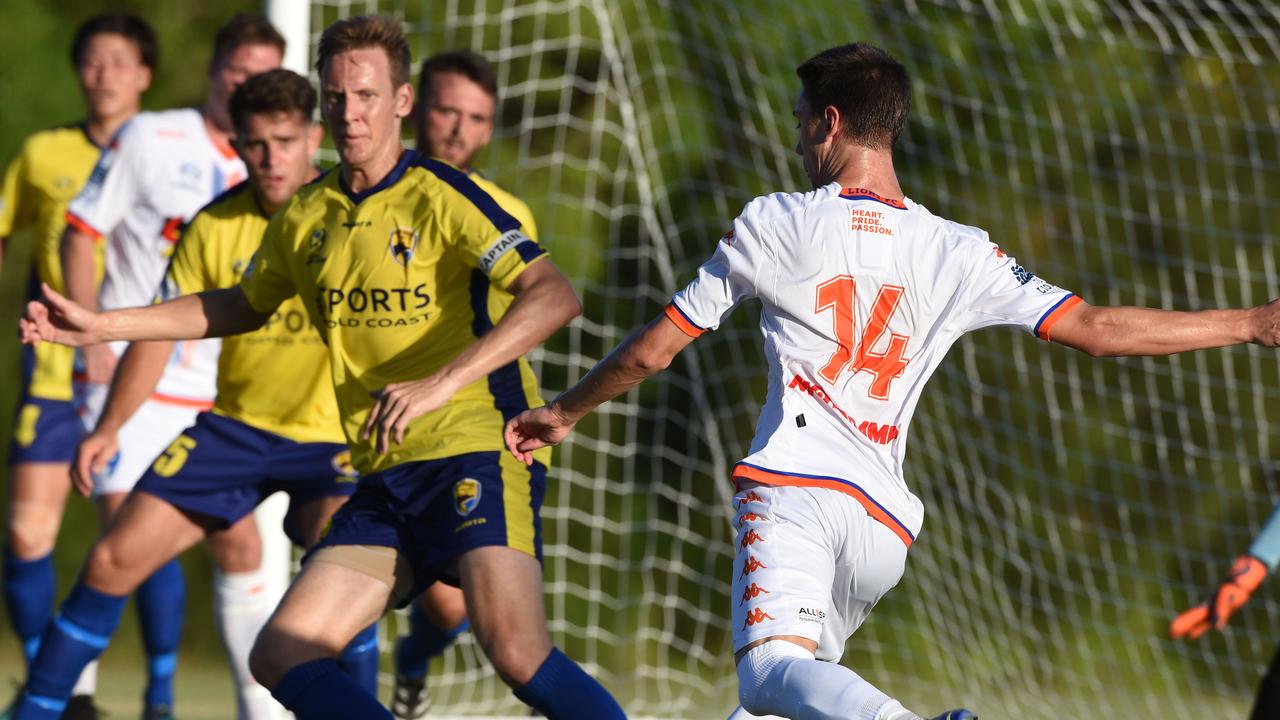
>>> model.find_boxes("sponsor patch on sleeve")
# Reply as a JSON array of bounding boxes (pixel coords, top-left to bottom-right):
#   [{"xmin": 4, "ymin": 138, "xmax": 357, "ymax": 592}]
[{"xmin": 478, "ymin": 229, "xmax": 533, "ymax": 274}]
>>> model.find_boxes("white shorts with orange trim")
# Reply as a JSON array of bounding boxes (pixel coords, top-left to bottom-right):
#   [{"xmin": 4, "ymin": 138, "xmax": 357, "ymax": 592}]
[
  {"xmin": 75, "ymin": 381, "xmax": 210, "ymax": 496},
  {"xmin": 730, "ymin": 483, "xmax": 907, "ymax": 662}
]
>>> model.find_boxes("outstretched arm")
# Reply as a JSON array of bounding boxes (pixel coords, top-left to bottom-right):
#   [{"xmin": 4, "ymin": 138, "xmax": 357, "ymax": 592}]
[
  {"xmin": 1048, "ymin": 298, "xmax": 1280, "ymax": 356},
  {"xmin": 20, "ymin": 283, "xmax": 271, "ymax": 347},
  {"xmin": 504, "ymin": 312, "xmax": 696, "ymax": 465}
]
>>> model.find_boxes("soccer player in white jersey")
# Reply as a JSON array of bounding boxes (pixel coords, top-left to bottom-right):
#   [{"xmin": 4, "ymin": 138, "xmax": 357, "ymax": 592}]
[
  {"xmin": 391, "ymin": 49, "xmax": 542, "ymax": 720},
  {"xmin": 58, "ymin": 14, "xmax": 284, "ymax": 719},
  {"xmin": 0, "ymin": 15, "xmax": 155, "ymax": 720},
  {"xmin": 503, "ymin": 43, "xmax": 1280, "ymax": 720}
]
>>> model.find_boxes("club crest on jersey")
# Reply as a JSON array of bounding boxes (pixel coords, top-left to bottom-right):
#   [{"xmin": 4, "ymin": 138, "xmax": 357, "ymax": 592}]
[
  {"xmin": 330, "ymin": 450, "xmax": 359, "ymax": 480},
  {"xmin": 389, "ymin": 227, "xmax": 419, "ymax": 267},
  {"xmin": 307, "ymin": 229, "xmax": 328, "ymax": 265},
  {"xmin": 454, "ymin": 478, "xmax": 482, "ymax": 516}
]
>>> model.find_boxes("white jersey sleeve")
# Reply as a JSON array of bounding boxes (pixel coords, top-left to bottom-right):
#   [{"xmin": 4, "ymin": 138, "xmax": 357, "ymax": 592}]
[
  {"xmin": 666, "ymin": 215, "xmax": 773, "ymax": 336},
  {"xmin": 66, "ymin": 122, "xmax": 147, "ymax": 239},
  {"xmin": 953, "ymin": 229, "xmax": 1081, "ymax": 340}
]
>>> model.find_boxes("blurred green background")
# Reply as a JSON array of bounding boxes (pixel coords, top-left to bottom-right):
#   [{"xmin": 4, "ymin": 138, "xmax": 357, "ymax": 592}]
[{"xmin": 0, "ymin": 2, "xmax": 257, "ymax": 716}]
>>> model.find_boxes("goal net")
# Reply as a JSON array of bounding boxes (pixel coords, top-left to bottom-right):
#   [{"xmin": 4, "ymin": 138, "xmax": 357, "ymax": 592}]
[{"xmin": 293, "ymin": 1, "xmax": 1280, "ymax": 717}]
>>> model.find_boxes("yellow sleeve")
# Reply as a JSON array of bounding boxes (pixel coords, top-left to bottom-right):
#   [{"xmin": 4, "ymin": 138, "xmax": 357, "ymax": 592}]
[
  {"xmin": 446, "ymin": 192, "xmax": 547, "ymax": 291},
  {"xmin": 239, "ymin": 209, "xmax": 298, "ymax": 315},
  {"xmin": 160, "ymin": 213, "xmax": 215, "ymax": 300},
  {"xmin": 0, "ymin": 143, "xmax": 31, "ymax": 240}
]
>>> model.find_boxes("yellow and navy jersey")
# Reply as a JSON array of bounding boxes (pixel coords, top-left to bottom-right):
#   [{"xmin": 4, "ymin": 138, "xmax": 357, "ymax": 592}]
[
  {"xmin": 240, "ymin": 150, "xmax": 553, "ymax": 473},
  {"xmin": 0, "ymin": 123, "xmax": 107, "ymax": 400},
  {"xmin": 162, "ymin": 181, "xmax": 342, "ymax": 444}
]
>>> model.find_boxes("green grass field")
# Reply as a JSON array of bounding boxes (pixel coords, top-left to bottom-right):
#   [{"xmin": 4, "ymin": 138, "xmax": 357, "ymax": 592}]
[{"xmin": 0, "ymin": 635, "xmax": 235, "ymax": 719}]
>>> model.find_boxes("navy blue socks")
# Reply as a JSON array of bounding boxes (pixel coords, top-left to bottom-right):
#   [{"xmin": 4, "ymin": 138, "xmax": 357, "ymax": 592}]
[
  {"xmin": 272, "ymin": 658, "xmax": 392, "ymax": 719},
  {"xmin": 336, "ymin": 623, "xmax": 380, "ymax": 695},
  {"xmin": 3, "ymin": 548, "xmax": 55, "ymax": 666},
  {"xmin": 136, "ymin": 559, "xmax": 185, "ymax": 709},
  {"xmin": 513, "ymin": 647, "xmax": 626, "ymax": 719},
  {"xmin": 14, "ymin": 583, "xmax": 127, "ymax": 719},
  {"xmin": 394, "ymin": 602, "xmax": 468, "ymax": 680}
]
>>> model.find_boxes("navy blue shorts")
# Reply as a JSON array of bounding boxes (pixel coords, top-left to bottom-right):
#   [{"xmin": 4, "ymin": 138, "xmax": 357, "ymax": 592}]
[
  {"xmin": 10, "ymin": 396, "xmax": 81, "ymax": 465},
  {"xmin": 135, "ymin": 411, "xmax": 358, "ymax": 537},
  {"xmin": 312, "ymin": 450, "xmax": 546, "ymax": 602}
]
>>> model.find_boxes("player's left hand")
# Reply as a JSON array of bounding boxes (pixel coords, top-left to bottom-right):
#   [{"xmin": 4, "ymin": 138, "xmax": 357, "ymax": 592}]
[
  {"xmin": 504, "ymin": 404, "xmax": 576, "ymax": 466},
  {"xmin": 1170, "ymin": 555, "xmax": 1268, "ymax": 639},
  {"xmin": 362, "ymin": 374, "xmax": 460, "ymax": 454}
]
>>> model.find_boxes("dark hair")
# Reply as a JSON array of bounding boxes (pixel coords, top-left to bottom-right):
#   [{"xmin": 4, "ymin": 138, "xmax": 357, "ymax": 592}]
[
  {"xmin": 72, "ymin": 13, "xmax": 158, "ymax": 70},
  {"xmin": 212, "ymin": 13, "xmax": 286, "ymax": 68},
  {"xmin": 229, "ymin": 69, "xmax": 316, "ymax": 134},
  {"xmin": 417, "ymin": 50, "xmax": 498, "ymax": 102},
  {"xmin": 316, "ymin": 15, "xmax": 411, "ymax": 89},
  {"xmin": 796, "ymin": 43, "xmax": 910, "ymax": 150}
]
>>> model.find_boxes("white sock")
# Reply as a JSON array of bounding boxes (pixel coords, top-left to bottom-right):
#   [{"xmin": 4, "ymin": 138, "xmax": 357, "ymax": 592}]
[
  {"xmin": 727, "ymin": 703, "xmax": 787, "ymax": 719},
  {"xmin": 214, "ymin": 566, "xmax": 288, "ymax": 720},
  {"xmin": 736, "ymin": 641, "xmax": 921, "ymax": 720},
  {"xmin": 71, "ymin": 659, "xmax": 98, "ymax": 696}
]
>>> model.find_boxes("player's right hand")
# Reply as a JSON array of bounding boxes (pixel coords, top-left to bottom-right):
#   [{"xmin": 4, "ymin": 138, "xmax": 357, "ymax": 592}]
[
  {"xmin": 1170, "ymin": 555, "xmax": 1268, "ymax": 639},
  {"xmin": 73, "ymin": 429, "xmax": 119, "ymax": 497},
  {"xmin": 1249, "ymin": 298, "xmax": 1280, "ymax": 347},
  {"xmin": 504, "ymin": 403, "xmax": 576, "ymax": 466},
  {"xmin": 19, "ymin": 282, "xmax": 105, "ymax": 349}
]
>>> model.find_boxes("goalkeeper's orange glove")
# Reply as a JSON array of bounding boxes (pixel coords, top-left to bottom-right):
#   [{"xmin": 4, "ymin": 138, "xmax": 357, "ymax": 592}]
[{"xmin": 1170, "ymin": 555, "xmax": 1268, "ymax": 640}]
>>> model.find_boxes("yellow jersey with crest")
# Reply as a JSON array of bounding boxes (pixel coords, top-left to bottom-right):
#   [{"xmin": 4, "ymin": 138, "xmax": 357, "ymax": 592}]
[
  {"xmin": 162, "ymin": 181, "xmax": 342, "ymax": 444},
  {"xmin": 240, "ymin": 151, "xmax": 553, "ymax": 473},
  {"xmin": 0, "ymin": 123, "xmax": 106, "ymax": 401}
]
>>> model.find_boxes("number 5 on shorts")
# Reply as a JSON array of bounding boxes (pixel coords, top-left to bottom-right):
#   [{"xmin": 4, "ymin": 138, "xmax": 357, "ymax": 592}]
[{"xmin": 152, "ymin": 435, "xmax": 197, "ymax": 477}]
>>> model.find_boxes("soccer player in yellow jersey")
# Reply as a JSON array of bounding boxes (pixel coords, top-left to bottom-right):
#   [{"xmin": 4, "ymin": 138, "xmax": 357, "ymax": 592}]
[
  {"xmin": 7, "ymin": 70, "xmax": 374, "ymax": 720},
  {"xmin": 390, "ymin": 49, "xmax": 539, "ymax": 720},
  {"xmin": 20, "ymin": 15, "xmax": 626, "ymax": 719},
  {"xmin": 0, "ymin": 14, "xmax": 154, "ymax": 719}
]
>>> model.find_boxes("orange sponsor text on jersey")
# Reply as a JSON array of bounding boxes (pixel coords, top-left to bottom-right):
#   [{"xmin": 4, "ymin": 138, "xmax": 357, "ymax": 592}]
[{"xmin": 787, "ymin": 374, "xmax": 900, "ymax": 444}]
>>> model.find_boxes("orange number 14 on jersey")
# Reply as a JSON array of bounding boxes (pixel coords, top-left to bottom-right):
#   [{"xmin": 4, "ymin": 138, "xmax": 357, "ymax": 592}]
[{"xmin": 814, "ymin": 276, "xmax": 910, "ymax": 400}]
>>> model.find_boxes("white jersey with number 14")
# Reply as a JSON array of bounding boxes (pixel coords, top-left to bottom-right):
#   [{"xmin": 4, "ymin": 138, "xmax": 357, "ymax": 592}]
[{"xmin": 665, "ymin": 183, "xmax": 1080, "ymax": 548}]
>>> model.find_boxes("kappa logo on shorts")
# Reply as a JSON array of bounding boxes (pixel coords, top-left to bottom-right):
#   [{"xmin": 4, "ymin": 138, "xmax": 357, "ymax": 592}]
[
  {"xmin": 736, "ymin": 491, "xmax": 765, "ymax": 507},
  {"xmin": 736, "ymin": 512, "xmax": 766, "ymax": 527},
  {"xmin": 739, "ymin": 529, "xmax": 765, "ymax": 549},
  {"xmin": 330, "ymin": 450, "xmax": 359, "ymax": 481},
  {"xmin": 453, "ymin": 478, "xmax": 482, "ymax": 516},
  {"xmin": 739, "ymin": 556, "xmax": 767, "ymax": 579},
  {"xmin": 742, "ymin": 608, "xmax": 775, "ymax": 629},
  {"xmin": 797, "ymin": 607, "xmax": 827, "ymax": 624},
  {"xmin": 739, "ymin": 583, "xmax": 770, "ymax": 605}
]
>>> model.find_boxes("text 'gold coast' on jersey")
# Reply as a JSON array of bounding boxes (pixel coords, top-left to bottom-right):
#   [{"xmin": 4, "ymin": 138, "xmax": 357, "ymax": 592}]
[
  {"xmin": 240, "ymin": 151, "xmax": 552, "ymax": 473},
  {"xmin": 0, "ymin": 123, "xmax": 107, "ymax": 400},
  {"xmin": 162, "ymin": 181, "xmax": 342, "ymax": 444}
]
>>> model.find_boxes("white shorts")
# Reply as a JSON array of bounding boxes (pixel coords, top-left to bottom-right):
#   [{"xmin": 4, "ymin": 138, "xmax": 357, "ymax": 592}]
[
  {"xmin": 730, "ymin": 483, "xmax": 909, "ymax": 662},
  {"xmin": 75, "ymin": 382, "xmax": 208, "ymax": 496}
]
